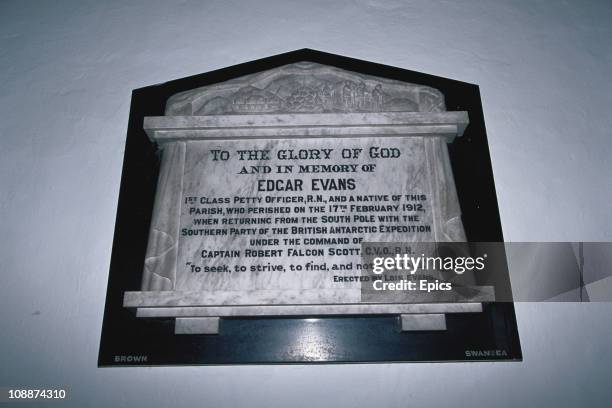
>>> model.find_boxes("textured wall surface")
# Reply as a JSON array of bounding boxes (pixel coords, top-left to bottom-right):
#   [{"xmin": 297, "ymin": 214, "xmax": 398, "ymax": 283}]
[{"xmin": 1, "ymin": 1, "xmax": 611, "ymax": 407}]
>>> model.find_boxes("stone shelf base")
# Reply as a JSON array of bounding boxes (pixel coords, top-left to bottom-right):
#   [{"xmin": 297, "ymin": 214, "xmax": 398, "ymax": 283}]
[
  {"xmin": 172, "ymin": 313, "xmax": 450, "ymax": 335},
  {"xmin": 126, "ymin": 302, "xmax": 484, "ymax": 334}
]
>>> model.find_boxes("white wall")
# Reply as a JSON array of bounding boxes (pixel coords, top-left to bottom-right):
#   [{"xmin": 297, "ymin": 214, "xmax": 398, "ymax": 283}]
[{"xmin": 1, "ymin": 1, "xmax": 611, "ymax": 407}]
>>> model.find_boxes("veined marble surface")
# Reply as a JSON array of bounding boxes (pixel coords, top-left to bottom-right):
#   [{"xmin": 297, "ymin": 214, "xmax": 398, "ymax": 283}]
[{"xmin": 175, "ymin": 136, "xmax": 442, "ymax": 294}]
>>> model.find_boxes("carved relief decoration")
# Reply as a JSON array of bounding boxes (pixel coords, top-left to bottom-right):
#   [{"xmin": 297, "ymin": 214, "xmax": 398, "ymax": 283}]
[{"xmin": 165, "ymin": 62, "xmax": 446, "ymax": 115}]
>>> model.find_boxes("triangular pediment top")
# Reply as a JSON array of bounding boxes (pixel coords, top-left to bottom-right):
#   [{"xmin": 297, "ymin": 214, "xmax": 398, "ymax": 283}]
[{"xmin": 165, "ymin": 62, "xmax": 446, "ymax": 116}]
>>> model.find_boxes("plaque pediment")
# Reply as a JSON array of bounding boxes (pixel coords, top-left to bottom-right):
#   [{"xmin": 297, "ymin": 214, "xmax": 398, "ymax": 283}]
[{"xmin": 165, "ymin": 62, "xmax": 446, "ymax": 116}]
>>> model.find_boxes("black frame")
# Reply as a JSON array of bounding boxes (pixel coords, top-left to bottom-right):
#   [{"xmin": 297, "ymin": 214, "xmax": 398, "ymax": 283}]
[{"xmin": 98, "ymin": 49, "xmax": 522, "ymax": 366}]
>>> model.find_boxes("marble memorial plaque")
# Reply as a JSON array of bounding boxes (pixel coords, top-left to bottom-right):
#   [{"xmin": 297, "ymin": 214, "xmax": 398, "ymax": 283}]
[{"xmin": 99, "ymin": 50, "xmax": 521, "ymax": 365}]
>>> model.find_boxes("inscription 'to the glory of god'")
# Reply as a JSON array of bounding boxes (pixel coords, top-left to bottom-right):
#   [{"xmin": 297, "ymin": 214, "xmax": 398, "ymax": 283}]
[{"xmin": 210, "ymin": 146, "xmax": 402, "ymax": 192}]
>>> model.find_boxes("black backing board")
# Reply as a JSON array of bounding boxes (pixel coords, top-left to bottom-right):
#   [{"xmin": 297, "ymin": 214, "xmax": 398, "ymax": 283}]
[{"xmin": 98, "ymin": 49, "xmax": 522, "ymax": 366}]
